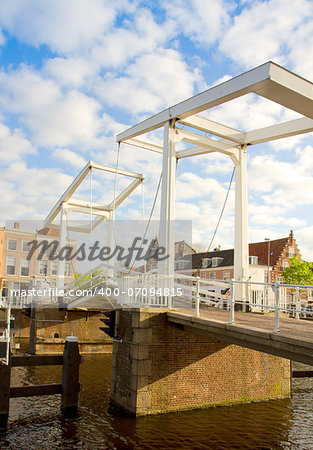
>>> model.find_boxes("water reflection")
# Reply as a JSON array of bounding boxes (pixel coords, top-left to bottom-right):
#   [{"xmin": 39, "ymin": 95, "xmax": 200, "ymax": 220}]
[{"xmin": 0, "ymin": 355, "xmax": 312, "ymax": 449}]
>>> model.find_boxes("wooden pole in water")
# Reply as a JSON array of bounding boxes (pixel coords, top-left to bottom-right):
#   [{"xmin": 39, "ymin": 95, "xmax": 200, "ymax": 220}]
[
  {"xmin": 28, "ymin": 302, "xmax": 37, "ymax": 355},
  {"xmin": 61, "ymin": 336, "xmax": 80, "ymax": 416},
  {"xmin": 0, "ymin": 346, "xmax": 11, "ymax": 428}
]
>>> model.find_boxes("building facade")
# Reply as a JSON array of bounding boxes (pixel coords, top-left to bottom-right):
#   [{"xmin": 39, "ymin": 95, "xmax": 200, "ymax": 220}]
[
  {"xmin": 191, "ymin": 231, "xmax": 299, "ymax": 281},
  {"xmin": 186, "ymin": 231, "xmax": 309, "ymax": 311},
  {"xmin": 1, "ymin": 222, "xmax": 75, "ymax": 306}
]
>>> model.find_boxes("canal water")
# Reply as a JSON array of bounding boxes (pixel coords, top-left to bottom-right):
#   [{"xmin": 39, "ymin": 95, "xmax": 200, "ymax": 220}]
[{"xmin": 1, "ymin": 354, "xmax": 313, "ymax": 449}]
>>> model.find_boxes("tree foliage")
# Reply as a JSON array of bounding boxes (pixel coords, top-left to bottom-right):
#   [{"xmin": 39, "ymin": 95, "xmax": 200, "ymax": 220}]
[{"xmin": 282, "ymin": 255, "xmax": 313, "ymax": 285}]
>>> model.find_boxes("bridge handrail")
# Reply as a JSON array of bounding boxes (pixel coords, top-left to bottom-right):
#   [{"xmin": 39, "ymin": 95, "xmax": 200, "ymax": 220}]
[{"xmin": 193, "ymin": 278, "xmax": 313, "ymax": 334}]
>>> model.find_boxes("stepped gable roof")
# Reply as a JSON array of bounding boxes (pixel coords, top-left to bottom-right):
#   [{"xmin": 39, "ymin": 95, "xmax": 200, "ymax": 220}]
[
  {"xmin": 249, "ymin": 237, "xmax": 289, "ymax": 267},
  {"xmin": 192, "ymin": 234, "xmax": 292, "ymax": 270}
]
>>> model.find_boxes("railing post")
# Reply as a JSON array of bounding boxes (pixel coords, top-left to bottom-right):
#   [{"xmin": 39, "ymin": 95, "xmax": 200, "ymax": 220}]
[
  {"xmin": 229, "ymin": 279, "xmax": 235, "ymax": 324},
  {"xmin": 0, "ymin": 346, "xmax": 11, "ymax": 428},
  {"xmin": 195, "ymin": 276, "xmax": 200, "ymax": 317},
  {"xmin": 61, "ymin": 336, "xmax": 80, "ymax": 417},
  {"xmin": 168, "ymin": 275, "xmax": 173, "ymax": 309},
  {"xmin": 274, "ymin": 281, "xmax": 280, "ymax": 334},
  {"xmin": 28, "ymin": 301, "xmax": 37, "ymax": 355},
  {"xmin": 295, "ymin": 287, "xmax": 300, "ymax": 320}
]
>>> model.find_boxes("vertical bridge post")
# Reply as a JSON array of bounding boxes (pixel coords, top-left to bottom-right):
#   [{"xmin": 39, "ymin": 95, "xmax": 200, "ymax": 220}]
[
  {"xmin": 159, "ymin": 119, "xmax": 176, "ymax": 308},
  {"xmin": 234, "ymin": 145, "xmax": 249, "ymax": 309}
]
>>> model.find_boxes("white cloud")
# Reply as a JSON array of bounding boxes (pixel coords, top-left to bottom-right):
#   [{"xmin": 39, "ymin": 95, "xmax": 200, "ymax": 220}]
[
  {"xmin": 0, "ymin": 67, "xmax": 102, "ymax": 147},
  {"xmin": 0, "ymin": 0, "xmax": 130, "ymax": 54},
  {"xmin": 248, "ymin": 147, "xmax": 313, "ymax": 207},
  {"xmin": 90, "ymin": 8, "xmax": 175, "ymax": 69},
  {"xmin": 43, "ymin": 57, "xmax": 97, "ymax": 88},
  {"xmin": 190, "ymin": 152, "xmax": 234, "ymax": 176},
  {"xmin": 96, "ymin": 49, "xmax": 202, "ymax": 114},
  {"xmin": 219, "ymin": 0, "xmax": 313, "ymax": 68},
  {"xmin": 296, "ymin": 226, "xmax": 313, "ymax": 261},
  {"xmin": 51, "ymin": 148, "xmax": 87, "ymax": 169},
  {"xmin": 249, "ymin": 207, "xmax": 306, "ymax": 228},
  {"xmin": 176, "ymin": 172, "xmax": 232, "ymax": 204},
  {"xmin": 288, "ymin": 20, "xmax": 313, "ymax": 79},
  {"xmin": 176, "ymin": 198, "xmax": 234, "ymax": 250},
  {"xmin": 207, "ymin": 93, "xmax": 300, "ymax": 132},
  {"xmin": 42, "ymin": 8, "xmax": 174, "ymax": 87},
  {"xmin": 163, "ymin": 0, "xmax": 233, "ymax": 45},
  {"xmin": 0, "ymin": 123, "xmax": 36, "ymax": 162},
  {"xmin": 0, "ymin": 162, "xmax": 73, "ymax": 221}
]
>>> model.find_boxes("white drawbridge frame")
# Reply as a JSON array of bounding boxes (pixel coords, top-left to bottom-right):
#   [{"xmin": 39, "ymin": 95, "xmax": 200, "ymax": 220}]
[
  {"xmin": 44, "ymin": 160, "xmax": 144, "ymax": 289},
  {"xmin": 116, "ymin": 61, "xmax": 313, "ymax": 303}
]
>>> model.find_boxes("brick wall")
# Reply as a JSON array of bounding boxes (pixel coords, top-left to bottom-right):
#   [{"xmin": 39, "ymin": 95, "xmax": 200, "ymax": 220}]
[
  {"xmin": 110, "ymin": 308, "xmax": 291, "ymax": 415},
  {"xmin": 7, "ymin": 309, "xmax": 112, "ymax": 354}
]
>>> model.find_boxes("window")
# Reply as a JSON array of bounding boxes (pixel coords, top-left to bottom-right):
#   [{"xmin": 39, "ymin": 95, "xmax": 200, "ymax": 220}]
[
  {"xmin": 212, "ymin": 257, "xmax": 223, "ymax": 268},
  {"xmin": 288, "ymin": 247, "xmax": 295, "ymax": 257},
  {"xmin": 20, "ymin": 282, "xmax": 29, "ymax": 291},
  {"xmin": 209, "ymin": 272, "xmax": 216, "ymax": 279},
  {"xmin": 64, "ymin": 262, "xmax": 71, "ymax": 277},
  {"xmin": 6, "ymin": 257, "xmax": 16, "ymax": 275},
  {"xmin": 22, "ymin": 241, "xmax": 31, "ymax": 252},
  {"xmin": 249, "ymin": 256, "xmax": 258, "ymax": 265},
  {"xmin": 7, "ymin": 239, "xmax": 17, "ymax": 251},
  {"xmin": 51, "ymin": 261, "xmax": 58, "ymax": 275},
  {"xmin": 277, "ymin": 276, "xmax": 284, "ymax": 283},
  {"xmin": 223, "ymin": 271, "xmax": 230, "ymax": 280},
  {"xmin": 283, "ymin": 261, "xmax": 289, "ymax": 269},
  {"xmin": 39, "ymin": 260, "xmax": 48, "ymax": 275},
  {"xmin": 175, "ymin": 260, "xmax": 188, "ymax": 270},
  {"xmin": 20, "ymin": 259, "xmax": 30, "ymax": 276},
  {"xmin": 12, "ymin": 282, "xmax": 29, "ymax": 291},
  {"xmin": 38, "ymin": 240, "xmax": 59, "ymax": 258},
  {"xmin": 202, "ymin": 258, "xmax": 210, "ymax": 269}
]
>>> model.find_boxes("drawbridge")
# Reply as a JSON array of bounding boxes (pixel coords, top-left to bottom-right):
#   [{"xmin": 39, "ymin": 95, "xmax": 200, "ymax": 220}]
[{"xmin": 3, "ymin": 61, "xmax": 313, "ymax": 364}]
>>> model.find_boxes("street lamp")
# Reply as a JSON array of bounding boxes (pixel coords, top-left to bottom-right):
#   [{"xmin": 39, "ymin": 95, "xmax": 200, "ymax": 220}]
[
  {"xmin": 264, "ymin": 238, "xmax": 271, "ymax": 310},
  {"xmin": 264, "ymin": 238, "xmax": 270, "ymax": 283}
]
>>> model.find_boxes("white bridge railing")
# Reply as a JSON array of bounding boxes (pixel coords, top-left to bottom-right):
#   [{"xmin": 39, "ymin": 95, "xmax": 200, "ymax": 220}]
[
  {"xmin": 3, "ymin": 268, "xmax": 312, "ymax": 337},
  {"xmin": 193, "ymin": 278, "xmax": 313, "ymax": 334}
]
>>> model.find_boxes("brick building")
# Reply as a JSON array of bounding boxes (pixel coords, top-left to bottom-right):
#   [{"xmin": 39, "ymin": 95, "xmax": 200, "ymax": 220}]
[
  {"xmin": 183, "ymin": 230, "xmax": 307, "ymax": 310},
  {"xmin": 191, "ymin": 231, "xmax": 300, "ymax": 284},
  {"xmin": 1, "ymin": 222, "xmax": 76, "ymax": 305}
]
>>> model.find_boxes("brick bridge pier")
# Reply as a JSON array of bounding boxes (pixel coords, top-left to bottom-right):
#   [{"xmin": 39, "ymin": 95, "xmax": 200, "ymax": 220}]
[{"xmin": 110, "ymin": 308, "xmax": 291, "ymax": 415}]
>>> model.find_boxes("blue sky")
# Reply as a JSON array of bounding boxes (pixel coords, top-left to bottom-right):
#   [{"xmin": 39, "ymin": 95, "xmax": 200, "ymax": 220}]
[{"xmin": 1, "ymin": 0, "xmax": 313, "ymax": 259}]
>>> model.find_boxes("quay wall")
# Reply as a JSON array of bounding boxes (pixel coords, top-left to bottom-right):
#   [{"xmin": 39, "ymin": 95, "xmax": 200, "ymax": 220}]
[
  {"xmin": 0, "ymin": 309, "xmax": 112, "ymax": 354},
  {"xmin": 110, "ymin": 308, "xmax": 291, "ymax": 415}
]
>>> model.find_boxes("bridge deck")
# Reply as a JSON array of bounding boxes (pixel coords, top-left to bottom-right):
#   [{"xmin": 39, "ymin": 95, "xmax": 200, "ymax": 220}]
[{"xmin": 167, "ymin": 308, "xmax": 313, "ymax": 366}]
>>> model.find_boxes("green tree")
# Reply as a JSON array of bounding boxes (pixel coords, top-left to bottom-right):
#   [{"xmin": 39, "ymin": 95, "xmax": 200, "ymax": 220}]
[{"xmin": 283, "ymin": 255, "xmax": 313, "ymax": 285}]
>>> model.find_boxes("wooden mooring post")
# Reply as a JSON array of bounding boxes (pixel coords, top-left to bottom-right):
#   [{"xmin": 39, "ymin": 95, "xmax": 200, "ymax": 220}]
[{"xmin": 0, "ymin": 336, "xmax": 81, "ymax": 427}]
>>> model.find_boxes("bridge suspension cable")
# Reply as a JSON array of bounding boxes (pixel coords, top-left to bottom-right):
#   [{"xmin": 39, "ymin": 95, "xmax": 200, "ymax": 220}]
[{"xmin": 197, "ymin": 166, "xmax": 235, "ymax": 269}]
